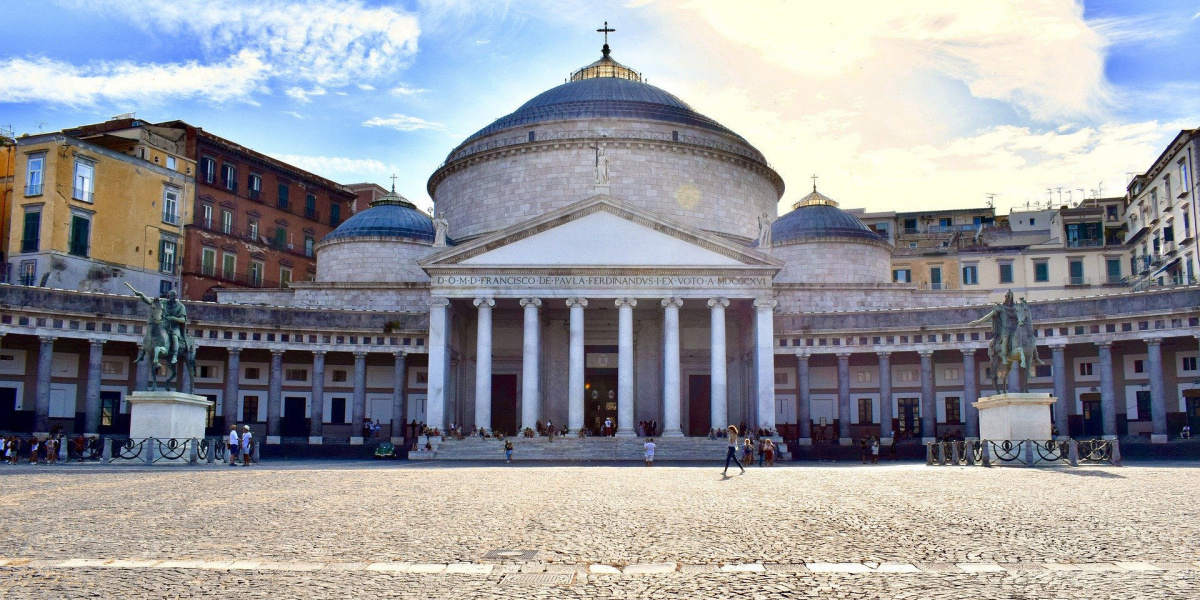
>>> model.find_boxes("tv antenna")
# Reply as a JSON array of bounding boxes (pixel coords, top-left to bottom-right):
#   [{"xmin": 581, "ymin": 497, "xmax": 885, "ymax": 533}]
[
  {"xmin": 984, "ymin": 193, "xmax": 995, "ymax": 208},
  {"xmin": 36, "ymin": 121, "xmax": 47, "ymax": 133}
]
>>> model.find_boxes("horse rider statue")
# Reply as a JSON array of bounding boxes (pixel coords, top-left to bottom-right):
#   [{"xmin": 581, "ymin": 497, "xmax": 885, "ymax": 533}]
[
  {"xmin": 127, "ymin": 283, "xmax": 195, "ymax": 392},
  {"xmin": 968, "ymin": 290, "xmax": 1043, "ymax": 393}
]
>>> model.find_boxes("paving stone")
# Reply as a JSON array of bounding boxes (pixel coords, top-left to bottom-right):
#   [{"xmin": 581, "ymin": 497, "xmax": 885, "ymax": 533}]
[
  {"xmin": 445, "ymin": 563, "xmax": 493, "ymax": 575},
  {"xmin": 624, "ymin": 563, "xmax": 677, "ymax": 574},
  {"xmin": 807, "ymin": 563, "xmax": 873, "ymax": 573},
  {"xmin": 720, "ymin": 563, "xmax": 765, "ymax": 572},
  {"xmin": 587, "ymin": 564, "xmax": 621, "ymax": 574},
  {"xmin": 154, "ymin": 560, "xmax": 207, "ymax": 569},
  {"xmin": 876, "ymin": 563, "xmax": 920, "ymax": 573},
  {"xmin": 1115, "ymin": 561, "xmax": 1164, "ymax": 571},
  {"xmin": 366, "ymin": 562, "xmax": 411, "ymax": 572},
  {"xmin": 958, "ymin": 563, "xmax": 1006, "ymax": 573},
  {"xmin": 408, "ymin": 563, "xmax": 447, "ymax": 573}
]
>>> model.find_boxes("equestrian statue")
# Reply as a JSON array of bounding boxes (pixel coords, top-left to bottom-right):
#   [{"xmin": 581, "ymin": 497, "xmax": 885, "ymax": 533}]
[
  {"xmin": 127, "ymin": 283, "xmax": 197, "ymax": 393},
  {"xmin": 967, "ymin": 290, "xmax": 1043, "ymax": 394}
]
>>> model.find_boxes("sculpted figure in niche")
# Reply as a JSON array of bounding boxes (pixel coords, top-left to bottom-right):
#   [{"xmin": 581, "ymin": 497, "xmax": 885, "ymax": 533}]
[
  {"xmin": 757, "ymin": 213, "xmax": 774, "ymax": 247},
  {"xmin": 595, "ymin": 145, "xmax": 610, "ymax": 185},
  {"xmin": 433, "ymin": 212, "xmax": 449, "ymax": 247}
]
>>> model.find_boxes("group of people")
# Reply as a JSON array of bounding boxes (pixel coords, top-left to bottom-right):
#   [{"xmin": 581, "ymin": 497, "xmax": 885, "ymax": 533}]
[
  {"xmin": 4, "ymin": 435, "xmax": 61, "ymax": 465},
  {"xmin": 721, "ymin": 426, "xmax": 780, "ymax": 474},
  {"xmin": 859, "ymin": 437, "xmax": 882, "ymax": 464},
  {"xmin": 362, "ymin": 419, "xmax": 383, "ymax": 439},
  {"xmin": 636, "ymin": 421, "xmax": 658, "ymax": 437},
  {"xmin": 227, "ymin": 425, "xmax": 254, "ymax": 467}
]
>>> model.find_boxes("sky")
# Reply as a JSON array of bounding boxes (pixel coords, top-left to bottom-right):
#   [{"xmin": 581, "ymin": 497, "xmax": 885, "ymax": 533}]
[{"xmin": 2, "ymin": 0, "xmax": 1198, "ymax": 216}]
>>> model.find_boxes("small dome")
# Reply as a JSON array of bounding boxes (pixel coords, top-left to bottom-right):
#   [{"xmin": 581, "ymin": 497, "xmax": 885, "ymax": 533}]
[
  {"xmin": 322, "ymin": 187, "xmax": 435, "ymax": 244},
  {"xmin": 772, "ymin": 187, "xmax": 886, "ymax": 246}
]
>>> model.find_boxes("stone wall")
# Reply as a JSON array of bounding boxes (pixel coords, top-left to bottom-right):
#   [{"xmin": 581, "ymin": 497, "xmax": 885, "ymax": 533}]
[
  {"xmin": 774, "ymin": 283, "xmax": 991, "ymax": 314},
  {"xmin": 431, "ymin": 119, "xmax": 781, "ymax": 242},
  {"xmin": 218, "ymin": 283, "xmax": 431, "ymax": 313},
  {"xmin": 315, "ymin": 238, "xmax": 435, "ymax": 283},
  {"xmin": 772, "ymin": 240, "xmax": 892, "ymax": 284}
]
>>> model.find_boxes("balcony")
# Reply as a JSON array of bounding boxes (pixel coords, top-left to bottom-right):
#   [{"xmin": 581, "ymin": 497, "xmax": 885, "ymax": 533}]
[
  {"xmin": 1066, "ymin": 276, "xmax": 1090, "ymax": 286},
  {"xmin": 20, "ymin": 238, "xmax": 38, "ymax": 253},
  {"xmin": 68, "ymin": 243, "xmax": 89, "ymax": 258},
  {"xmin": 277, "ymin": 198, "xmax": 289, "ymax": 210},
  {"xmin": 304, "ymin": 208, "xmax": 320, "ymax": 221},
  {"xmin": 189, "ymin": 258, "xmax": 278, "ymax": 289},
  {"xmin": 193, "ymin": 221, "xmax": 315, "ymax": 261},
  {"xmin": 1104, "ymin": 275, "xmax": 1126, "ymax": 285},
  {"xmin": 24, "ymin": 184, "xmax": 42, "ymax": 196},
  {"xmin": 249, "ymin": 189, "xmax": 261, "ymax": 202},
  {"xmin": 162, "ymin": 212, "xmax": 179, "ymax": 226},
  {"xmin": 222, "ymin": 180, "xmax": 238, "ymax": 194},
  {"xmin": 72, "ymin": 187, "xmax": 93, "ymax": 203},
  {"xmin": 1066, "ymin": 238, "xmax": 1104, "ymax": 248}
]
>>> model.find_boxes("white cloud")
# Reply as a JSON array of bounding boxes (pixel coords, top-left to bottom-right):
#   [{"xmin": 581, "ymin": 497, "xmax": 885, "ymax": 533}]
[
  {"xmin": 285, "ymin": 86, "xmax": 326, "ymax": 103},
  {"xmin": 357, "ymin": 83, "xmax": 376, "ymax": 91},
  {"xmin": 363, "ymin": 113, "xmax": 444, "ymax": 131},
  {"xmin": 390, "ymin": 85, "xmax": 429, "ymax": 97},
  {"xmin": 270, "ymin": 154, "xmax": 395, "ymax": 178},
  {"xmin": 283, "ymin": 111, "xmax": 305, "ymax": 119},
  {"xmin": 0, "ymin": 50, "xmax": 267, "ymax": 106}
]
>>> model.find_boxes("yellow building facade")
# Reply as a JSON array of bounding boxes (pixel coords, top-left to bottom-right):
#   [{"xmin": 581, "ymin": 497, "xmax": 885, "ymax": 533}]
[
  {"xmin": 0, "ymin": 136, "xmax": 15, "ymax": 268},
  {"xmin": 7, "ymin": 130, "xmax": 195, "ymax": 294}
]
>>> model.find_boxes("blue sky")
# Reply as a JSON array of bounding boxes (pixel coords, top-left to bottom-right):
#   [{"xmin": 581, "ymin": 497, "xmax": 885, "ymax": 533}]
[{"xmin": 2, "ymin": 0, "xmax": 1198, "ymax": 215}]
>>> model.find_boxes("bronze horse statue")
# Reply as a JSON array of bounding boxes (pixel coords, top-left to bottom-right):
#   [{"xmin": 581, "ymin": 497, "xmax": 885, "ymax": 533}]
[{"xmin": 987, "ymin": 299, "xmax": 1044, "ymax": 394}]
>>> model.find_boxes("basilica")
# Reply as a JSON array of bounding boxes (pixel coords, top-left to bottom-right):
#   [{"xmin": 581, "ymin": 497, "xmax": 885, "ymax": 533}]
[{"xmin": 0, "ymin": 44, "xmax": 1197, "ymax": 455}]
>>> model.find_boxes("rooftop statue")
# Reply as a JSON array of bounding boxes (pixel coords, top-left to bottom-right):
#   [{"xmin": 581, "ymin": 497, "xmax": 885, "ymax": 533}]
[
  {"xmin": 968, "ymin": 291, "xmax": 1043, "ymax": 393},
  {"xmin": 127, "ymin": 283, "xmax": 197, "ymax": 393},
  {"xmin": 433, "ymin": 212, "xmax": 449, "ymax": 247}
]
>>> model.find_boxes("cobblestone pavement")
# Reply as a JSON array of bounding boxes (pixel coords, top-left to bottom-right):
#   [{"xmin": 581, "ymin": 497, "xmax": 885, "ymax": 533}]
[{"xmin": 1, "ymin": 461, "xmax": 1198, "ymax": 598}]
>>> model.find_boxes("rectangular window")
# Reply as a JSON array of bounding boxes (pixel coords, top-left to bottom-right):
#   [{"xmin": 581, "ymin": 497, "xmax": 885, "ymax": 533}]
[
  {"xmin": 1133, "ymin": 359, "xmax": 1145, "ymax": 374},
  {"xmin": 1106, "ymin": 258, "xmax": 1121, "ymax": 283},
  {"xmin": 929, "ymin": 266, "xmax": 942, "ymax": 289},
  {"xmin": 1029, "ymin": 217, "xmax": 1036, "ymax": 226},
  {"xmin": 1136, "ymin": 390, "xmax": 1152, "ymax": 421},
  {"xmin": 159, "ymin": 239, "xmax": 177, "ymax": 273},
  {"xmin": 280, "ymin": 267, "xmax": 292, "ymax": 288},
  {"xmin": 201, "ymin": 247, "xmax": 216, "ymax": 276},
  {"xmin": 221, "ymin": 164, "xmax": 236, "ymax": 192},
  {"xmin": 285, "ymin": 368, "xmax": 307, "ymax": 382},
  {"xmin": 999, "ymin": 262, "xmax": 1013, "ymax": 284},
  {"xmin": 163, "ymin": 279, "xmax": 174, "ymax": 296},
  {"xmin": 162, "ymin": 187, "xmax": 180, "ymax": 225},
  {"xmin": 1033, "ymin": 260, "xmax": 1049, "ymax": 283},
  {"xmin": 1034, "ymin": 364, "xmax": 1052, "ymax": 378},
  {"xmin": 73, "ymin": 159, "xmax": 95, "ymax": 202},
  {"xmin": 277, "ymin": 183, "xmax": 290, "ymax": 209},
  {"xmin": 330, "ymin": 203, "xmax": 341, "ymax": 226},
  {"xmin": 249, "ymin": 260, "xmax": 263, "ymax": 286},
  {"xmin": 201, "ymin": 204, "xmax": 213, "ymax": 229},
  {"xmin": 248, "ymin": 174, "xmax": 262, "ymax": 200},
  {"xmin": 892, "ymin": 269, "xmax": 911, "ymax": 283},
  {"xmin": 856, "ymin": 398, "xmax": 873, "ymax": 425},
  {"xmin": 1079, "ymin": 362, "xmax": 1094, "ymax": 376},
  {"xmin": 1181, "ymin": 160, "xmax": 1191, "ymax": 194},
  {"xmin": 241, "ymin": 395, "xmax": 260, "ymax": 422},
  {"xmin": 274, "ymin": 226, "xmax": 287, "ymax": 250},
  {"xmin": 903, "ymin": 218, "xmax": 917, "ymax": 234},
  {"xmin": 246, "ymin": 367, "xmax": 262, "ymax": 380},
  {"xmin": 200, "ymin": 157, "xmax": 215, "ymax": 183},
  {"xmin": 305, "ymin": 194, "xmax": 317, "ymax": 219},
  {"xmin": 330, "ymin": 397, "xmax": 347, "ymax": 424},
  {"xmin": 332, "ymin": 369, "xmax": 348, "ymax": 383},
  {"xmin": 1068, "ymin": 260, "xmax": 1084, "ymax": 285},
  {"xmin": 69, "ymin": 214, "xmax": 90, "ymax": 257},
  {"xmin": 166, "ymin": 156, "xmax": 177, "ymax": 171},
  {"xmin": 304, "ymin": 236, "xmax": 314, "ymax": 257},
  {"xmin": 1184, "ymin": 356, "xmax": 1198, "ymax": 372},
  {"xmin": 222, "ymin": 253, "xmax": 236, "ymax": 280},
  {"xmin": 25, "ymin": 154, "xmax": 44, "ymax": 196},
  {"xmin": 962, "ymin": 265, "xmax": 978, "ymax": 285},
  {"xmin": 20, "ymin": 208, "xmax": 41, "ymax": 253},
  {"xmin": 221, "ymin": 210, "xmax": 232, "ymax": 234},
  {"xmin": 248, "ymin": 219, "xmax": 259, "ymax": 241},
  {"xmin": 939, "ymin": 217, "xmax": 952, "ymax": 228},
  {"xmin": 19, "ymin": 260, "xmax": 36, "ymax": 286},
  {"xmin": 945, "ymin": 397, "xmax": 961, "ymax": 424}
]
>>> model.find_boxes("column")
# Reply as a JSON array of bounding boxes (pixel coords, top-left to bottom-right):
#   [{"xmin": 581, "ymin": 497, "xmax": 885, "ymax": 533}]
[
  {"xmin": 1050, "ymin": 344, "xmax": 1068, "ymax": 437},
  {"xmin": 352, "ymin": 350, "xmax": 367, "ymax": 440},
  {"xmin": 615, "ymin": 297, "xmax": 636, "ymax": 437},
  {"xmin": 34, "ymin": 336, "xmax": 55, "ymax": 434},
  {"xmin": 1098, "ymin": 341, "xmax": 1117, "ymax": 438},
  {"xmin": 753, "ymin": 297, "xmax": 778, "ymax": 432},
  {"xmin": 795, "ymin": 351, "xmax": 811, "ymax": 439},
  {"xmin": 566, "ymin": 297, "xmax": 587, "ymax": 433},
  {"xmin": 392, "ymin": 350, "xmax": 407, "ymax": 443},
  {"xmin": 961, "ymin": 349, "xmax": 979, "ymax": 438},
  {"xmin": 919, "ymin": 349, "xmax": 935, "ymax": 440},
  {"xmin": 836, "ymin": 352, "xmax": 851, "ymax": 441},
  {"xmin": 267, "ymin": 349, "xmax": 283, "ymax": 441},
  {"xmin": 309, "ymin": 350, "xmax": 325, "ymax": 442},
  {"xmin": 520, "ymin": 298, "xmax": 542, "ymax": 432},
  {"xmin": 877, "ymin": 351, "xmax": 892, "ymax": 440},
  {"xmin": 473, "ymin": 297, "xmax": 495, "ymax": 432},
  {"xmin": 661, "ymin": 297, "xmax": 684, "ymax": 437},
  {"xmin": 224, "ymin": 348, "xmax": 241, "ymax": 428},
  {"xmin": 427, "ymin": 298, "xmax": 450, "ymax": 431},
  {"xmin": 84, "ymin": 339, "xmax": 105, "ymax": 435},
  {"xmin": 1147, "ymin": 339, "xmax": 1168, "ymax": 442},
  {"xmin": 708, "ymin": 297, "xmax": 729, "ymax": 431}
]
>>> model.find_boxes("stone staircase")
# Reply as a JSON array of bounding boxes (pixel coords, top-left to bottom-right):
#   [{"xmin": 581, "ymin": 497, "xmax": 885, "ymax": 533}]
[{"xmin": 410, "ymin": 436, "xmax": 789, "ymax": 462}]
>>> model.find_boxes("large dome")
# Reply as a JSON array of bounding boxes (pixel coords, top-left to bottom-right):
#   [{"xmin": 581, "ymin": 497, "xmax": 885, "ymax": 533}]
[
  {"xmin": 772, "ymin": 188, "xmax": 884, "ymax": 245},
  {"xmin": 322, "ymin": 188, "xmax": 435, "ymax": 244}
]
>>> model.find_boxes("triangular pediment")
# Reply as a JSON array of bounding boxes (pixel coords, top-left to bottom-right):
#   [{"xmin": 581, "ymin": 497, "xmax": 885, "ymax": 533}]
[{"xmin": 421, "ymin": 195, "xmax": 780, "ymax": 269}]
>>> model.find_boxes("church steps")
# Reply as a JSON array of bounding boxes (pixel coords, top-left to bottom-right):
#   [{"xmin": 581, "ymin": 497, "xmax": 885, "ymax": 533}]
[{"xmin": 416, "ymin": 437, "xmax": 789, "ymax": 462}]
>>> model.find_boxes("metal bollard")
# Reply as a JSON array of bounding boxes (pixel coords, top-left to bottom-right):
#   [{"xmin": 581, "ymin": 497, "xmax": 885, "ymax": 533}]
[
  {"xmin": 206, "ymin": 439, "xmax": 215, "ymax": 464},
  {"xmin": 1111, "ymin": 439, "xmax": 1122, "ymax": 466},
  {"xmin": 926, "ymin": 443, "xmax": 934, "ymax": 465},
  {"xmin": 189, "ymin": 439, "xmax": 199, "ymax": 466},
  {"xmin": 981, "ymin": 441, "xmax": 991, "ymax": 467},
  {"xmin": 951, "ymin": 442, "xmax": 960, "ymax": 465},
  {"xmin": 101, "ymin": 438, "xmax": 112, "ymax": 464},
  {"xmin": 1068, "ymin": 439, "xmax": 1079, "ymax": 467},
  {"xmin": 252, "ymin": 439, "xmax": 260, "ymax": 464},
  {"xmin": 1024, "ymin": 440, "xmax": 1034, "ymax": 467},
  {"xmin": 145, "ymin": 438, "xmax": 155, "ymax": 466}
]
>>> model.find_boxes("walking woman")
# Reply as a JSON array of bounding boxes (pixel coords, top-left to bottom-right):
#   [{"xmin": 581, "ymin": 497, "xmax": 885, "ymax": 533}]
[{"xmin": 722, "ymin": 426, "xmax": 745, "ymax": 476}]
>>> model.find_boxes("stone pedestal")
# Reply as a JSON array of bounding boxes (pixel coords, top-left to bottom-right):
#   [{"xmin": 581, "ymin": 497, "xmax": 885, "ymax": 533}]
[
  {"xmin": 127, "ymin": 391, "xmax": 210, "ymax": 441},
  {"xmin": 973, "ymin": 393, "xmax": 1054, "ymax": 441}
]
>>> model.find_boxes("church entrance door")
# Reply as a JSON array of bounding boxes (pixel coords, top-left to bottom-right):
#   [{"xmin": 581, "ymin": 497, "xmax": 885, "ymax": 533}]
[
  {"xmin": 688, "ymin": 375, "xmax": 711, "ymax": 436},
  {"xmin": 584, "ymin": 372, "xmax": 617, "ymax": 436},
  {"xmin": 897, "ymin": 398, "xmax": 920, "ymax": 439},
  {"xmin": 491, "ymin": 374, "xmax": 518, "ymax": 437},
  {"xmin": 282, "ymin": 397, "xmax": 307, "ymax": 438},
  {"xmin": 1187, "ymin": 394, "xmax": 1200, "ymax": 434},
  {"xmin": 1080, "ymin": 395, "xmax": 1103, "ymax": 437}
]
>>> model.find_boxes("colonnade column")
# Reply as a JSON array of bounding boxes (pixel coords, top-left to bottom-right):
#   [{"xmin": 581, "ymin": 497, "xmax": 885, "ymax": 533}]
[
  {"xmin": 1098, "ymin": 341, "xmax": 1117, "ymax": 438},
  {"xmin": 877, "ymin": 351, "xmax": 892, "ymax": 440},
  {"xmin": 351, "ymin": 350, "xmax": 367, "ymax": 440},
  {"xmin": 661, "ymin": 297, "xmax": 684, "ymax": 437},
  {"xmin": 708, "ymin": 297, "xmax": 729, "ymax": 431},
  {"xmin": 34, "ymin": 336, "xmax": 55, "ymax": 434},
  {"xmin": 615, "ymin": 298, "xmax": 636, "ymax": 437},
  {"xmin": 427, "ymin": 298, "xmax": 450, "ymax": 432},
  {"xmin": 836, "ymin": 352, "xmax": 851, "ymax": 442},
  {"xmin": 84, "ymin": 339, "xmax": 105, "ymax": 435},
  {"xmin": 795, "ymin": 350, "xmax": 811, "ymax": 440},
  {"xmin": 392, "ymin": 350, "xmax": 407, "ymax": 443},
  {"xmin": 310, "ymin": 350, "xmax": 325, "ymax": 442},
  {"xmin": 1147, "ymin": 338, "xmax": 1168, "ymax": 442},
  {"xmin": 753, "ymin": 298, "xmax": 777, "ymax": 432},
  {"xmin": 520, "ymin": 298, "xmax": 542, "ymax": 433},
  {"xmin": 961, "ymin": 349, "xmax": 978, "ymax": 438},
  {"xmin": 473, "ymin": 297, "xmax": 495, "ymax": 433},
  {"xmin": 566, "ymin": 297, "xmax": 587, "ymax": 433},
  {"xmin": 919, "ymin": 349, "xmax": 935, "ymax": 440},
  {"xmin": 267, "ymin": 349, "xmax": 283, "ymax": 441},
  {"xmin": 1050, "ymin": 344, "xmax": 1068, "ymax": 437},
  {"xmin": 224, "ymin": 348, "xmax": 241, "ymax": 428}
]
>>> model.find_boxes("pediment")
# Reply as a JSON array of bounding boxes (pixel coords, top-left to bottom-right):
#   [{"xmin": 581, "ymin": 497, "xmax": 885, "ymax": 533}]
[{"xmin": 421, "ymin": 195, "xmax": 780, "ymax": 269}]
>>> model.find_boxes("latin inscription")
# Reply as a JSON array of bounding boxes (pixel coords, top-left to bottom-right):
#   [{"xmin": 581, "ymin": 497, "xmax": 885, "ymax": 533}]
[{"xmin": 434, "ymin": 275, "xmax": 770, "ymax": 287}]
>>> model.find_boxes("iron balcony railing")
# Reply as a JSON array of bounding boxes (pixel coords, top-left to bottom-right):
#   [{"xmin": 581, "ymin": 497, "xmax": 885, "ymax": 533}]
[
  {"xmin": 72, "ymin": 187, "xmax": 93, "ymax": 203},
  {"xmin": 68, "ymin": 243, "xmax": 88, "ymax": 257},
  {"xmin": 24, "ymin": 183, "xmax": 42, "ymax": 196},
  {"xmin": 1066, "ymin": 238, "xmax": 1104, "ymax": 248},
  {"xmin": 20, "ymin": 238, "xmax": 38, "ymax": 253},
  {"xmin": 1067, "ymin": 276, "xmax": 1090, "ymax": 286}
]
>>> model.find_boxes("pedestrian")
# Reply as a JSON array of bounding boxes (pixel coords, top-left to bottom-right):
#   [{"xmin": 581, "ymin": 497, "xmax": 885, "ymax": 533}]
[
  {"xmin": 723, "ymin": 426, "xmax": 745, "ymax": 475},
  {"xmin": 764, "ymin": 439, "xmax": 775, "ymax": 467},
  {"xmin": 44, "ymin": 437, "xmax": 57, "ymax": 464},
  {"xmin": 742, "ymin": 437, "xmax": 753, "ymax": 466},
  {"xmin": 504, "ymin": 439, "xmax": 514, "ymax": 463},
  {"xmin": 871, "ymin": 438, "xmax": 880, "ymax": 464},
  {"xmin": 240, "ymin": 425, "xmax": 253, "ymax": 467},
  {"xmin": 757, "ymin": 437, "xmax": 766, "ymax": 467},
  {"xmin": 644, "ymin": 438, "xmax": 655, "ymax": 467},
  {"xmin": 860, "ymin": 439, "xmax": 870, "ymax": 464},
  {"xmin": 29, "ymin": 437, "xmax": 40, "ymax": 464},
  {"xmin": 228, "ymin": 424, "xmax": 240, "ymax": 467}
]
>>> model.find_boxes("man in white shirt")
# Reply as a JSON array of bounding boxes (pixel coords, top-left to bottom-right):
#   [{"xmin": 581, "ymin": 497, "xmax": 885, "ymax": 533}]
[
  {"xmin": 228, "ymin": 425, "xmax": 239, "ymax": 467},
  {"xmin": 241, "ymin": 426, "xmax": 253, "ymax": 467},
  {"xmin": 644, "ymin": 438, "xmax": 656, "ymax": 467}
]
